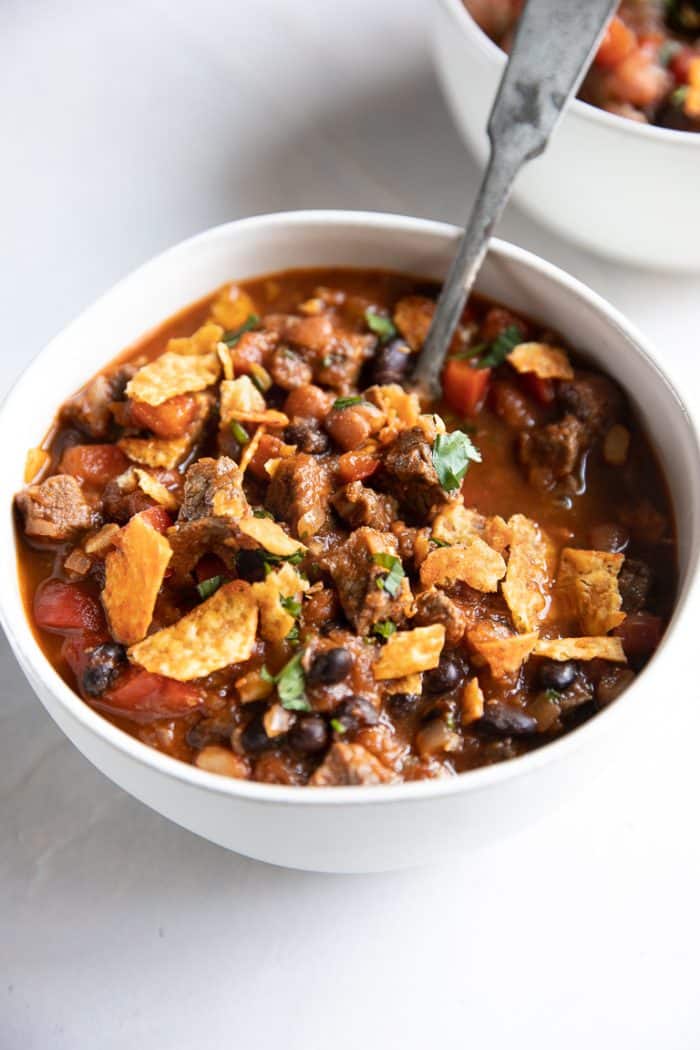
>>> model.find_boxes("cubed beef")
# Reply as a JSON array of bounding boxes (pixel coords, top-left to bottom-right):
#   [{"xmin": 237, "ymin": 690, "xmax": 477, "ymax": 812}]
[
  {"xmin": 167, "ymin": 518, "xmax": 236, "ymax": 584},
  {"xmin": 518, "ymin": 414, "xmax": 586, "ymax": 490},
  {"xmin": 331, "ymin": 481, "xmax": 398, "ymax": 531},
  {"xmin": 558, "ymin": 373, "xmax": 623, "ymax": 438},
  {"xmin": 618, "ymin": 558, "xmax": 652, "ymax": 613},
  {"xmin": 102, "ymin": 480, "xmax": 155, "ymax": 524},
  {"xmin": 178, "ymin": 457, "xmax": 248, "ymax": 522},
  {"xmin": 17, "ymin": 474, "xmax": 96, "ymax": 542},
  {"xmin": 268, "ymin": 347, "xmax": 313, "ymax": 390},
  {"xmin": 309, "ymin": 742, "xmax": 394, "ymax": 785},
  {"xmin": 382, "ymin": 427, "xmax": 451, "ymax": 520},
  {"xmin": 61, "ymin": 370, "xmax": 132, "ymax": 439},
  {"xmin": 325, "ymin": 527, "xmax": 414, "ymax": 634},
  {"xmin": 265, "ymin": 453, "xmax": 332, "ymax": 539},
  {"xmin": 413, "ymin": 587, "xmax": 467, "ymax": 646}
]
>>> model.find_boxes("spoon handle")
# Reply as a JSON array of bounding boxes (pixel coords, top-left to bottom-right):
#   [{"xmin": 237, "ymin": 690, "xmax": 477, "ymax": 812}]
[{"xmin": 412, "ymin": 0, "xmax": 618, "ymax": 402}]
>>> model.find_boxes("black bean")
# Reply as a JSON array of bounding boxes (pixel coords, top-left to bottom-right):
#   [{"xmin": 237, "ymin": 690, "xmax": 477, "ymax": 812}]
[
  {"xmin": 241, "ymin": 714, "xmax": 272, "ymax": 753},
  {"xmin": 82, "ymin": 643, "xmax": 126, "ymax": 697},
  {"xmin": 371, "ymin": 338, "xmax": 412, "ymax": 386},
  {"xmin": 333, "ymin": 695, "xmax": 379, "ymax": 734},
  {"xmin": 288, "ymin": 715, "xmax": 329, "ymax": 754},
  {"xmin": 480, "ymin": 702, "xmax": 537, "ymax": 736},
  {"xmin": 283, "ymin": 421, "xmax": 330, "ymax": 455},
  {"xmin": 236, "ymin": 549, "xmax": 267, "ymax": 583},
  {"xmin": 388, "ymin": 692, "xmax": 421, "ymax": 716},
  {"xmin": 308, "ymin": 647, "xmax": 353, "ymax": 686},
  {"xmin": 536, "ymin": 659, "xmax": 577, "ymax": 692},
  {"xmin": 424, "ymin": 654, "xmax": 463, "ymax": 695}
]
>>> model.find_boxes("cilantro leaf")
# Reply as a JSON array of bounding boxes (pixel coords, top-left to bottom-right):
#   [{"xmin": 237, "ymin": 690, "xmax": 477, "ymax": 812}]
[
  {"xmin": 365, "ymin": 309, "xmax": 397, "ymax": 343},
  {"xmin": 333, "ymin": 395, "xmax": 366, "ymax": 410},
  {"xmin": 253, "ymin": 508, "xmax": 273, "ymax": 519},
  {"xmin": 545, "ymin": 689, "xmax": 562, "ymax": 702},
  {"xmin": 262, "ymin": 651, "xmax": 310, "ymax": 711},
  {"xmin": 196, "ymin": 575, "xmax": 224, "ymax": 601},
  {"xmin": 431, "ymin": 537, "xmax": 451, "ymax": 548},
  {"xmin": 372, "ymin": 553, "xmax": 405, "ymax": 598},
  {"xmin": 372, "ymin": 619, "xmax": 397, "ymax": 640},
  {"xmin": 476, "ymin": 324, "xmax": 522, "ymax": 369},
  {"xmin": 280, "ymin": 595, "xmax": 302, "ymax": 618},
  {"xmin": 330, "ymin": 718, "xmax": 347, "ymax": 735},
  {"xmin": 222, "ymin": 314, "xmax": 260, "ymax": 347},
  {"xmin": 432, "ymin": 431, "xmax": 482, "ymax": 492}
]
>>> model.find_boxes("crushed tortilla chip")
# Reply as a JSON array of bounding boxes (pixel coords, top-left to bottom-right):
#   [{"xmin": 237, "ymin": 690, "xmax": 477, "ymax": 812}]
[
  {"xmin": 373, "ymin": 624, "xmax": 445, "ymax": 680},
  {"xmin": 390, "ymin": 671, "xmax": 423, "ymax": 696},
  {"xmin": 167, "ymin": 323, "xmax": 224, "ymax": 356},
  {"xmin": 366, "ymin": 383, "xmax": 421, "ymax": 443},
  {"xmin": 129, "ymin": 580, "xmax": 258, "ymax": 681},
  {"xmin": 420, "ymin": 539, "xmax": 506, "ymax": 592},
  {"xmin": 235, "ymin": 669, "xmax": 274, "ymax": 703},
  {"xmin": 133, "ymin": 468, "xmax": 179, "ymax": 511},
  {"xmin": 238, "ymin": 516, "xmax": 305, "ymax": 557},
  {"xmin": 507, "ymin": 342, "xmax": 574, "ymax": 380},
  {"xmin": 251, "ymin": 563, "xmax": 308, "ymax": 643},
  {"xmin": 557, "ymin": 548, "xmax": 625, "ymax": 636},
  {"xmin": 102, "ymin": 514, "xmax": 173, "ymax": 645},
  {"xmin": 431, "ymin": 504, "xmax": 510, "ymax": 555},
  {"xmin": 238, "ymin": 426, "xmax": 265, "ymax": 475},
  {"xmin": 209, "ymin": 284, "xmax": 256, "ymax": 330},
  {"xmin": 84, "ymin": 523, "xmax": 120, "ymax": 555},
  {"xmin": 126, "ymin": 351, "xmax": 220, "ymax": 406},
  {"xmin": 502, "ymin": 514, "xmax": 551, "ymax": 633},
  {"xmin": 119, "ymin": 394, "xmax": 210, "ymax": 469},
  {"xmin": 467, "ymin": 623, "xmax": 538, "ymax": 679},
  {"xmin": 461, "ymin": 678, "xmax": 485, "ymax": 725},
  {"xmin": 217, "ymin": 343, "xmax": 234, "ymax": 381},
  {"xmin": 534, "ymin": 637, "xmax": 626, "ymax": 662},
  {"xmin": 220, "ymin": 375, "xmax": 288, "ymax": 427},
  {"xmin": 24, "ymin": 447, "xmax": 50, "ymax": 484}
]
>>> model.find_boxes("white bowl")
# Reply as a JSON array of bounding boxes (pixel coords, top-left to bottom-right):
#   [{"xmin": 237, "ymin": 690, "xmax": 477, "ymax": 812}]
[
  {"xmin": 2, "ymin": 210, "xmax": 699, "ymax": 873},
  {"xmin": 433, "ymin": 0, "xmax": 700, "ymax": 271}
]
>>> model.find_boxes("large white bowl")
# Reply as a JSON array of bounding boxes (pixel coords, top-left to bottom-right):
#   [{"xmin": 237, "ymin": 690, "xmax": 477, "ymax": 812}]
[
  {"xmin": 1, "ymin": 211, "xmax": 699, "ymax": 873},
  {"xmin": 433, "ymin": 0, "xmax": 700, "ymax": 270}
]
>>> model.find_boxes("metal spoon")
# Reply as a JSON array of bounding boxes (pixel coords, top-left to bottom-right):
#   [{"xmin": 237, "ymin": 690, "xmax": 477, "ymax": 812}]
[{"xmin": 411, "ymin": 0, "xmax": 618, "ymax": 401}]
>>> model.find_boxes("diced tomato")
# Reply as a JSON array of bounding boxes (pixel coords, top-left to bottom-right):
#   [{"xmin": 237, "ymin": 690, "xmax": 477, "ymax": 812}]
[
  {"xmin": 247, "ymin": 433, "xmax": 292, "ymax": 481},
  {"xmin": 443, "ymin": 358, "xmax": 491, "ymax": 417},
  {"xmin": 194, "ymin": 554, "xmax": 227, "ymax": 583},
  {"xmin": 520, "ymin": 373, "xmax": 556, "ymax": 405},
  {"xmin": 129, "ymin": 394, "xmax": 198, "ymax": 438},
  {"xmin": 99, "ymin": 668, "xmax": 204, "ymax": 722},
  {"xmin": 595, "ymin": 16, "xmax": 636, "ymax": 70},
  {"xmin": 59, "ymin": 444, "xmax": 129, "ymax": 487},
  {"xmin": 613, "ymin": 612, "xmax": 663, "ymax": 663},
  {"xmin": 138, "ymin": 506, "xmax": 173, "ymax": 534},
  {"xmin": 337, "ymin": 450, "xmax": 380, "ymax": 484},
  {"xmin": 34, "ymin": 578, "xmax": 106, "ymax": 635},
  {"xmin": 670, "ymin": 47, "xmax": 697, "ymax": 85}
]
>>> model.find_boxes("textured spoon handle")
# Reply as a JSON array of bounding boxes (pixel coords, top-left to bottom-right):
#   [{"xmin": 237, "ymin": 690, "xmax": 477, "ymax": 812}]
[{"xmin": 412, "ymin": 0, "xmax": 618, "ymax": 401}]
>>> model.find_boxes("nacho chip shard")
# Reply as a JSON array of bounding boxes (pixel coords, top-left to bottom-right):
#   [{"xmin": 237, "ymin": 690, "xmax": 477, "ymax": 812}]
[
  {"xmin": 557, "ymin": 547, "xmax": 625, "ymax": 636},
  {"xmin": 102, "ymin": 514, "xmax": 173, "ymax": 645},
  {"xmin": 252, "ymin": 563, "xmax": 309, "ymax": 643},
  {"xmin": 220, "ymin": 376, "xmax": 289, "ymax": 427},
  {"xmin": 533, "ymin": 636, "xmax": 626, "ymax": 663},
  {"xmin": 420, "ymin": 538, "xmax": 506, "ymax": 593},
  {"xmin": 126, "ymin": 351, "xmax": 220, "ymax": 406},
  {"xmin": 119, "ymin": 394, "xmax": 210, "ymax": 469},
  {"xmin": 507, "ymin": 342, "xmax": 574, "ymax": 381},
  {"xmin": 210, "ymin": 284, "xmax": 256, "ymax": 330},
  {"xmin": 431, "ymin": 504, "xmax": 511, "ymax": 556},
  {"xmin": 133, "ymin": 468, "xmax": 179, "ymax": 511},
  {"xmin": 24, "ymin": 447, "xmax": 51, "ymax": 484},
  {"xmin": 461, "ymin": 677, "xmax": 485, "ymax": 725},
  {"xmin": 238, "ymin": 515, "xmax": 306, "ymax": 557},
  {"xmin": 467, "ymin": 623, "xmax": 538, "ymax": 679},
  {"xmin": 167, "ymin": 323, "xmax": 225, "ymax": 356},
  {"xmin": 373, "ymin": 624, "xmax": 445, "ymax": 680},
  {"xmin": 128, "ymin": 580, "xmax": 258, "ymax": 681},
  {"xmin": 502, "ymin": 513, "xmax": 552, "ymax": 633}
]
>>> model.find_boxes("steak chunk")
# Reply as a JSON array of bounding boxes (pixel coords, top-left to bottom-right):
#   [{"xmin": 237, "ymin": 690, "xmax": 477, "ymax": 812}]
[
  {"xmin": 413, "ymin": 587, "xmax": 467, "ymax": 646},
  {"xmin": 382, "ymin": 427, "xmax": 450, "ymax": 520},
  {"xmin": 17, "ymin": 474, "xmax": 96, "ymax": 541},
  {"xmin": 558, "ymin": 373, "xmax": 623, "ymax": 438},
  {"xmin": 178, "ymin": 457, "xmax": 247, "ymax": 522},
  {"xmin": 309, "ymin": 742, "xmax": 394, "ymax": 786},
  {"xmin": 62, "ymin": 370, "xmax": 132, "ymax": 439},
  {"xmin": 518, "ymin": 414, "xmax": 586, "ymax": 491},
  {"xmin": 325, "ymin": 527, "xmax": 414, "ymax": 634},
  {"xmin": 331, "ymin": 481, "xmax": 397, "ymax": 531},
  {"xmin": 618, "ymin": 558, "xmax": 652, "ymax": 613},
  {"xmin": 265, "ymin": 453, "xmax": 332, "ymax": 539}
]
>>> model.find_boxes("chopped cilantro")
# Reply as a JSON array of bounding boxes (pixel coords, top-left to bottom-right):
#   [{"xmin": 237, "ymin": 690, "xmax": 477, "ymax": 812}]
[
  {"xmin": 230, "ymin": 421, "xmax": 249, "ymax": 445},
  {"xmin": 222, "ymin": 313, "xmax": 260, "ymax": 347},
  {"xmin": 431, "ymin": 537, "xmax": 451, "ymax": 548},
  {"xmin": 476, "ymin": 324, "xmax": 522, "ymax": 369},
  {"xmin": 253, "ymin": 508, "xmax": 273, "ymax": 519},
  {"xmin": 432, "ymin": 431, "xmax": 482, "ymax": 492},
  {"xmin": 330, "ymin": 718, "xmax": 347, "ymax": 735},
  {"xmin": 672, "ymin": 85, "xmax": 689, "ymax": 107},
  {"xmin": 286, "ymin": 624, "xmax": 300, "ymax": 644},
  {"xmin": 545, "ymin": 689, "xmax": 562, "ymax": 703},
  {"xmin": 365, "ymin": 309, "xmax": 397, "ymax": 342},
  {"xmin": 451, "ymin": 342, "xmax": 486, "ymax": 361},
  {"xmin": 262, "ymin": 651, "xmax": 310, "ymax": 711},
  {"xmin": 333, "ymin": 395, "xmax": 366, "ymax": 410},
  {"xmin": 372, "ymin": 619, "xmax": 397, "ymax": 640},
  {"xmin": 196, "ymin": 575, "xmax": 224, "ymax": 600},
  {"xmin": 280, "ymin": 595, "xmax": 302, "ymax": 618},
  {"xmin": 373, "ymin": 553, "xmax": 405, "ymax": 598}
]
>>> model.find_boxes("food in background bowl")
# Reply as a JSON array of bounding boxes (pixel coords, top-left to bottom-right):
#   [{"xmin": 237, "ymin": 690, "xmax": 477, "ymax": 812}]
[
  {"xmin": 14, "ymin": 267, "xmax": 676, "ymax": 787},
  {"xmin": 466, "ymin": 0, "xmax": 700, "ymax": 131}
]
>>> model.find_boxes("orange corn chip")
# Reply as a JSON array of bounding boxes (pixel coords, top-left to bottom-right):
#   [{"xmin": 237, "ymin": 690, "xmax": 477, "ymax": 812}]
[
  {"xmin": 209, "ymin": 285, "xmax": 256, "ymax": 330},
  {"xmin": 558, "ymin": 548, "xmax": 625, "ymax": 635},
  {"xmin": 24, "ymin": 447, "xmax": 51, "ymax": 484},
  {"xmin": 127, "ymin": 351, "xmax": 220, "ymax": 406},
  {"xmin": 235, "ymin": 669, "xmax": 274, "ymax": 703},
  {"xmin": 133, "ymin": 468, "xmax": 179, "ymax": 511},
  {"xmin": 238, "ymin": 516, "xmax": 306, "ymax": 557},
  {"xmin": 420, "ymin": 539, "xmax": 506, "ymax": 593},
  {"xmin": 220, "ymin": 376, "xmax": 289, "ymax": 427},
  {"xmin": 119, "ymin": 394, "xmax": 210, "ymax": 469},
  {"xmin": 507, "ymin": 342, "xmax": 574, "ymax": 380},
  {"xmin": 468, "ymin": 623, "xmax": 538, "ymax": 679},
  {"xmin": 431, "ymin": 504, "xmax": 510, "ymax": 555},
  {"xmin": 251, "ymin": 563, "xmax": 308, "ymax": 643},
  {"xmin": 502, "ymin": 514, "xmax": 551, "ymax": 633},
  {"xmin": 238, "ymin": 426, "xmax": 265, "ymax": 476},
  {"xmin": 128, "ymin": 580, "xmax": 258, "ymax": 681},
  {"xmin": 533, "ymin": 637, "xmax": 626, "ymax": 662},
  {"xmin": 84, "ymin": 523, "xmax": 120, "ymax": 555},
  {"xmin": 461, "ymin": 677, "xmax": 485, "ymax": 725},
  {"xmin": 167, "ymin": 323, "xmax": 224, "ymax": 356},
  {"xmin": 102, "ymin": 514, "xmax": 173, "ymax": 645},
  {"xmin": 373, "ymin": 624, "xmax": 445, "ymax": 680},
  {"xmin": 217, "ymin": 343, "xmax": 234, "ymax": 381}
]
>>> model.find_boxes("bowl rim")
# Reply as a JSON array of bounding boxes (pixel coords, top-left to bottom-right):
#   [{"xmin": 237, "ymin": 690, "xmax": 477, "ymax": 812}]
[
  {"xmin": 439, "ymin": 0, "xmax": 700, "ymax": 149},
  {"xmin": 2, "ymin": 207, "xmax": 699, "ymax": 808}
]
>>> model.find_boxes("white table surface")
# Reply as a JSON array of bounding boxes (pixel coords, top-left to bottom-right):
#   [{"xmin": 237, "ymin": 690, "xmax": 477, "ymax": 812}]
[{"xmin": 3, "ymin": 2, "xmax": 700, "ymax": 1047}]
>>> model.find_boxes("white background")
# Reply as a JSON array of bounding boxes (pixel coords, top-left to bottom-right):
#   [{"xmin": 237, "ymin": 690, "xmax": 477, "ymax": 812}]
[{"xmin": 2, "ymin": 1, "xmax": 700, "ymax": 1047}]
